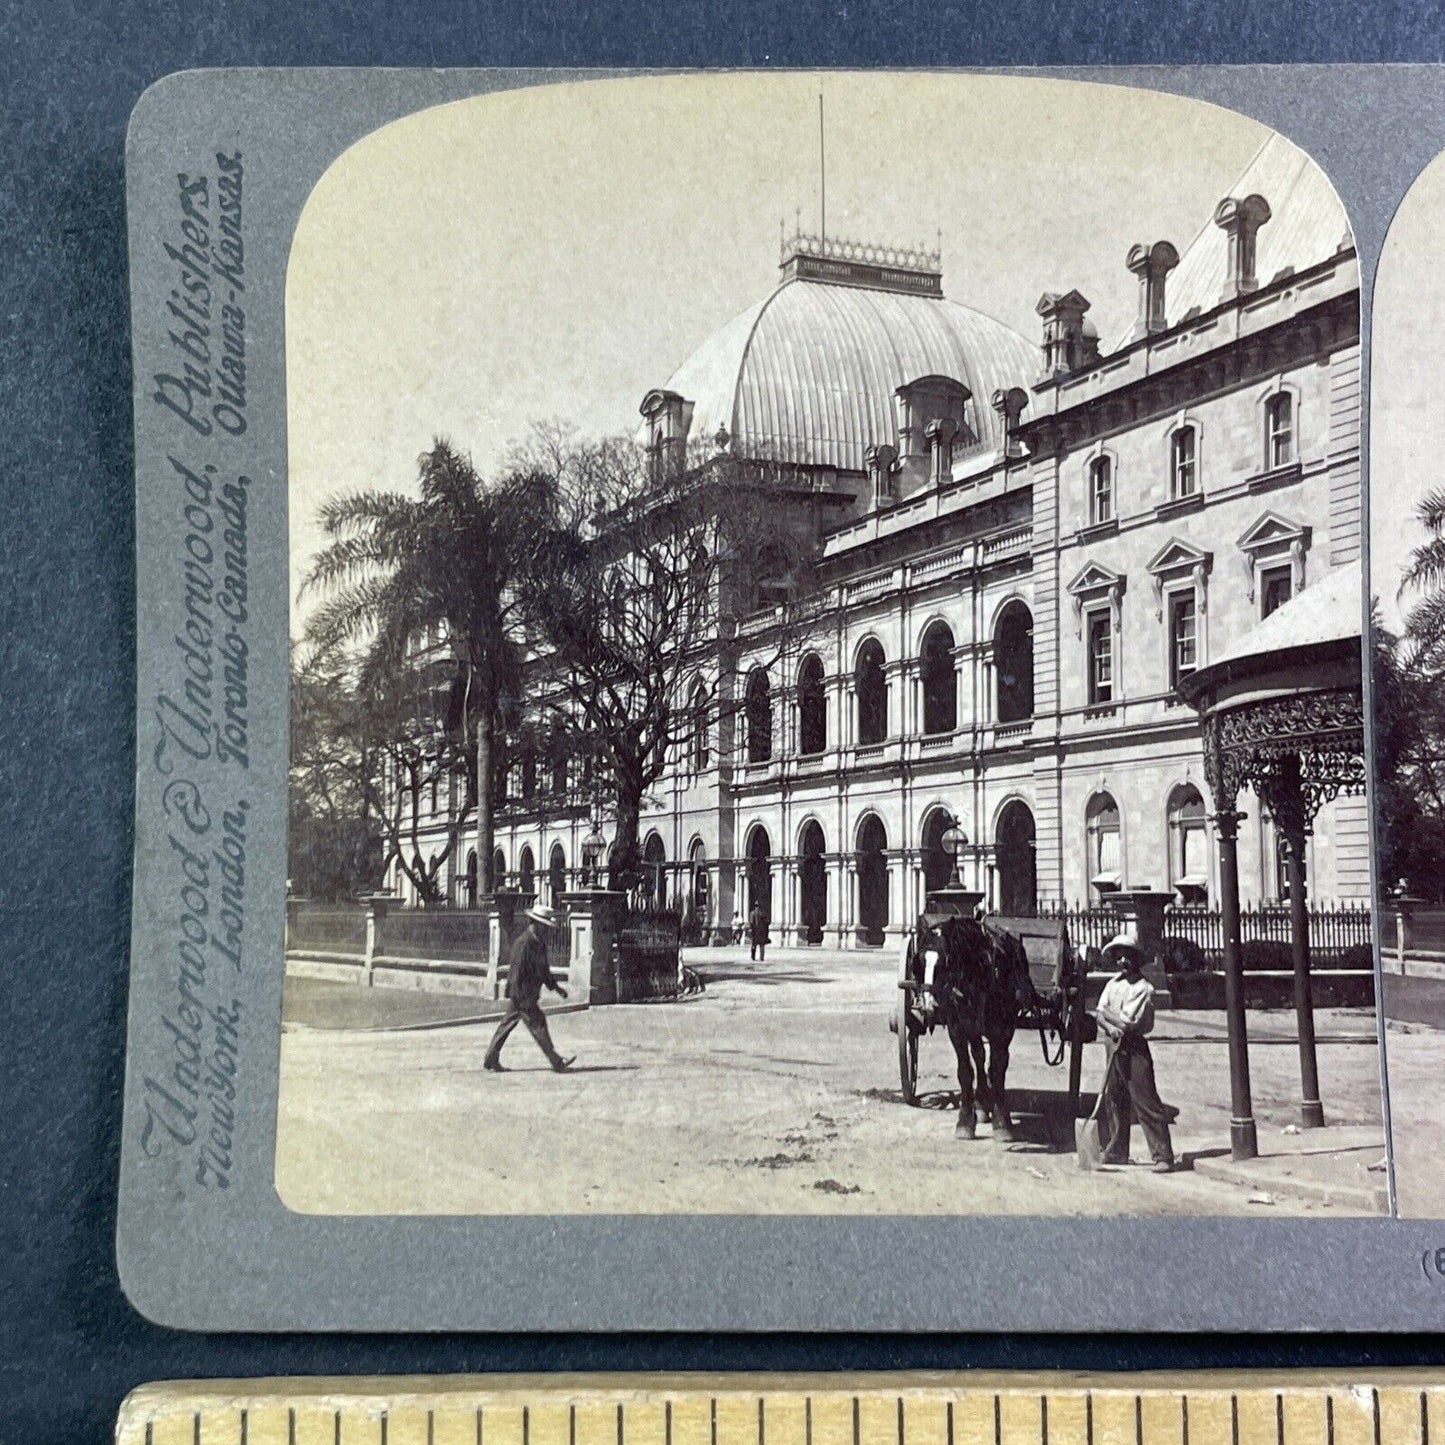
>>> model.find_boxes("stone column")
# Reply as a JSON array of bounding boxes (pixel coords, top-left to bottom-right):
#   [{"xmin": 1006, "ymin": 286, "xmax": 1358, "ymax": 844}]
[
  {"xmin": 284, "ymin": 895, "xmax": 307, "ymax": 956},
  {"xmin": 1103, "ymin": 888, "xmax": 1173, "ymax": 1002},
  {"xmin": 483, "ymin": 889, "xmax": 527, "ymax": 999},
  {"xmin": 559, "ymin": 889, "xmax": 626, "ymax": 1005}
]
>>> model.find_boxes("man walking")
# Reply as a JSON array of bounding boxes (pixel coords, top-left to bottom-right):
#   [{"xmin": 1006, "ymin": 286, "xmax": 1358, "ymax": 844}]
[
  {"xmin": 1095, "ymin": 929, "xmax": 1175, "ymax": 1173},
  {"xmin": 483, "ymin": 904, "xmax": 575, "ymax": 1073},
  {"xmin": 748, "ymin": 900, "xmax": 768, "ymax": 962}
]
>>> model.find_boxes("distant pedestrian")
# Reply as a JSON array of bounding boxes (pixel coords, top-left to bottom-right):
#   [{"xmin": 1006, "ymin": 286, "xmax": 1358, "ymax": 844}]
[
  {"xmin": 483, "ymin": 905, "xmax": 575, "ymax": 1073},
  {"xmin": 1094, "ymin": 929, "xmax": 1175, "ymax": 1173},
  {"xmin": 748, "ymin": 902, "xmax": 768, "ymax": 962}
]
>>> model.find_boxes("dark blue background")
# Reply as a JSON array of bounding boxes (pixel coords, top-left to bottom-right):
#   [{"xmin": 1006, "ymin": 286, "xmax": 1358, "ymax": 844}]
[{"xmin": 3, "ymin": 4, "xmax": 1444, "ymax": 1441}]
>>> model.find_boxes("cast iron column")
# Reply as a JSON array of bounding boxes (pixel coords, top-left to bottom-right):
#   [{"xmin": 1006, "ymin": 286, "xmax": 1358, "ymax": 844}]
[
  {"xmin": 1283, "ymin": 829, "xmax": 1324, "ymax": 1127},
  {"xmin": 1271, "ymin": 756, "xmax": 1324, "ymax": 1128},
  {"xmin": 1216, "ymin": 807, "xmax": 1258, "ymax": 1160}
]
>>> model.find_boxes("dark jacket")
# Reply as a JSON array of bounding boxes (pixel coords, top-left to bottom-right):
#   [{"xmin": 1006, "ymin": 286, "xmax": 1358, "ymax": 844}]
[
  {"xmin": 506, "ymin": 925, "xmax": 557, "ymax": 1005},
  {"xmin": 748, "ymin": 907, "xmax": 767, "ymax": 943}
]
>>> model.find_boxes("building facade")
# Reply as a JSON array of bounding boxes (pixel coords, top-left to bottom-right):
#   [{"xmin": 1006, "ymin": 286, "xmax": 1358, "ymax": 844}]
[{"xmin": 392, "ymin": 135, "xmax": 1369, "ymax": 946}]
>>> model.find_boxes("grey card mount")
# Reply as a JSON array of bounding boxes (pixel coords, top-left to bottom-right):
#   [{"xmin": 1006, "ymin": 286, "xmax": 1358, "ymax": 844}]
[{"xmin": 120, "ymin": 65, "xmax": 1445, "ymax": 1330}]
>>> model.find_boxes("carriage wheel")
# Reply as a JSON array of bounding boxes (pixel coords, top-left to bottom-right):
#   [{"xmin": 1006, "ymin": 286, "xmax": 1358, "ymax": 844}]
[
  {"xmin": 1065, "ymin": 946, "xmax": 1087, "ymax": 1117},
  {"xmin": 897, "ymin": 934, "xmax": 920, "ymax": 1105},
  {"xmin": 897, "ymin": 988, "xmax": 919, "ymax": 1104}
]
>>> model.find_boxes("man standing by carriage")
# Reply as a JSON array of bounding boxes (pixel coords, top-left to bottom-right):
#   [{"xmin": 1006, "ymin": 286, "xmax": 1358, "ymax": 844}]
[{"xmin": 1095, "ymin": 929, "xmax": 1176, "ymax": 1173}]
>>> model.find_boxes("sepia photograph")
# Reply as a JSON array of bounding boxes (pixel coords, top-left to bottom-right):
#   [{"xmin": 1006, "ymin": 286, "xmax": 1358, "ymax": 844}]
[
  {"xmin": 273, "ymin": 72, "xmax": 1383, "ymax": 1218},
  {"xmin": 1367, "ymin": 143, "xmax": 1445, "ymax": 1221}
]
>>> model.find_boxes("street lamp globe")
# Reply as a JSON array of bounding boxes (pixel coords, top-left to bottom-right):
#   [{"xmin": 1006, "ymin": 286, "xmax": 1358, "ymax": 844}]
[{"xmin": 940, "ymin": 822, "xmax": 969, "ymax": 886}]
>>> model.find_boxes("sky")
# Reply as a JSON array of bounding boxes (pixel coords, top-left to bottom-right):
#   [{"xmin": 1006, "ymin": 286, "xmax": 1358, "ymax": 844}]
[
  {"xmin": 286, "ymin": 71, "xmax": 1306, "ymax": 621},
  {"xmin": 1371, "ymin": 149, "xmax": 1445, "ymax": 636}
]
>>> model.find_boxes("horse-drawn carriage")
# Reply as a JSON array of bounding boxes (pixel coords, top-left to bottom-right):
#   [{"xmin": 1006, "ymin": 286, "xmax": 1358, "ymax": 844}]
[{"xmin": 888, "ymin": 890, "xmax": 1093, "ymax": 1140}]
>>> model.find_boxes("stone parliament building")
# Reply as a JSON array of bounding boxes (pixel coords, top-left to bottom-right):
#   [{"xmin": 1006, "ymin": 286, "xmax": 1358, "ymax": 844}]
[{"xmin": 391, "ymin": 134, "xmax": 1368, "ymax": 949}]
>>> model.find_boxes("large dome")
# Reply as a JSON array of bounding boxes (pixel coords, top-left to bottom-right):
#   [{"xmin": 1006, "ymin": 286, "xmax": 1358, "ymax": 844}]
[{"xmin": 657, "ymin": 259, "xmax": 1039, "ymax": 473}]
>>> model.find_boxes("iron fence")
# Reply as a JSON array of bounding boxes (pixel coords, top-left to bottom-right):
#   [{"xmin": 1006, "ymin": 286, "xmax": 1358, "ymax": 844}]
[
  {"xmin": 614, "ymin": 907, "xmax": 683, "ymax": 1000},
  {"xmin": 1033, "ymin": 900, "xmax": 1373, "ymax": 969}
]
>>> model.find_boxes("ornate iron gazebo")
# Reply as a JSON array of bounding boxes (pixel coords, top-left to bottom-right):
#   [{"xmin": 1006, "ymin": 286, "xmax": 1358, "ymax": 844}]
[{"xmin": 1178, "ymin": 563, "xmax": 1366, "ymax": 1160}]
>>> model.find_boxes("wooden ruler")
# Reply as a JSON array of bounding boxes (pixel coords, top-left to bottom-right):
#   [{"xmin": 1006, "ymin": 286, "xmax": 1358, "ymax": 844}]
[{"xmin": 118, "ymin": 1373, "xmax": 1445, "ymax": 1445}]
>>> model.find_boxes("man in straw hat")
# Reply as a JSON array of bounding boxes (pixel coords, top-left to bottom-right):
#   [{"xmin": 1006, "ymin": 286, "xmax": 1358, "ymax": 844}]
[
  {"xmin": 1095, "ymin": 927, "xmax": 1175, "ymax": 1173},
  {"xmin": 483, "ymin": 903, "xmax": 576, "ymax": 1073}
]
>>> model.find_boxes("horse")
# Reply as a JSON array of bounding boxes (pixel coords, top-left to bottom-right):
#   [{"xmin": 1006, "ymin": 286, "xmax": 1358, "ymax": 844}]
[{"xmin": 911, "ymin": 911, "xmax": 1038, "ymax": 1140}]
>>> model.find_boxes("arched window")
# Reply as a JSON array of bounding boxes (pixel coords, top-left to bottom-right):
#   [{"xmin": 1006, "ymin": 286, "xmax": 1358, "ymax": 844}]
[
  {"xmin": 1167, "ymin": 785, "xmax": 1209, "ymax": 905},
  {"xmin": 518, "ymin": 846, "xmax": 536, "ymax": 897},
  {"xmin": 754, "ymin": 543, "xmax": 794, "ymax": 610},
  {"xmin": 920, "ymin": 807, "xmax": 955, "ymax": 897},
  {"xmin": 799, "ymin": 819, "xmax": 827, "ymax": 944},
  {"xmin": 855, "ymin": 639, "xmax": 887, "ymax": 745},
  {"xmin": 797, "ymin": 652, "xmax": 827, "ymax": 755},
  {"xmin": 995, "ymin": 800, "xmax": 1038, "ymax": 915},
  {"xmin": 465, "ymin": 849, "xmax": 478, "ymax": 908},
  {"xmin": 920, "ymin": 622, "xmax": 957, "ymax": 736},
  {"xmin": 1088, "ymin": 455, "xmax": 1114, "ymax": 525},
  {"xmin": 490, "ymin": 848, "xmax": 507, "ymax": 892},
  {"xmin": 746, "ymin": 826, "xmax": 772, "ymax": 920},
  {"xmin": 689, "ymin": 838, "xmax": 709, "ymax": 920},
  {"xmin": 994, "ymin": 601, "xmax": 1034, "ymax": 724},
  {"xmin": 548, "ymin": 843, "xmax": 567, "ymax": 904},
  {"xmin": 1265, "ymin": 392, "xmax": 1295, "ymax": 470},
  {"xmin": 855, "ymin": 813, "xmax": 889, "ymax": 946},
  {"xmin": 744, "ymin": 668, "xmax": 772, "ymax": 763},
  {"xmin": 1170, "ymin": 425, "xmax": 1198, "ymax": 499},
  {"xmin": 1086, "ymin": 793, "xmax": 1122, "ymax": 901},
  {"xmin": 551, "ymin": 751, "xmax": 568, "ymax": 796},
  {"xmin": 521, "ymin": 750, "xmax": 537, "ymax": 800},
  {"xmin": 689, "ymin": 679, "xmax": 710, "ymax": 772},
  {"xmin": 642, "ymin": 832, "xmax": 666, "ymax": 911}
]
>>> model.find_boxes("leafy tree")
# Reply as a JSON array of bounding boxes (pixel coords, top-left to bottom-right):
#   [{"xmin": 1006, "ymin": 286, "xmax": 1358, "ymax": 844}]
[
  {"xmin": 288, "ymin": 645, "xmax": 378, "ymax": 900},
  {"xmin": 289, "ymin": 643, "xmax": 477, "ymax": 905},
  {"xmin": 300, "ymin": 440, "xmax": 551, "ymax": 899},
  {"xmin": 513, "ymin": 422, "xmax": 819, "ymax": 892}
]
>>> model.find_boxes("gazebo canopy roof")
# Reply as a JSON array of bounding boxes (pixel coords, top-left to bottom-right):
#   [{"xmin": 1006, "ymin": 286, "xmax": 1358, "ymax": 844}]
[{"xmin": 1179, "ymin": 561, "xmax": 1361, "ymax": 711}]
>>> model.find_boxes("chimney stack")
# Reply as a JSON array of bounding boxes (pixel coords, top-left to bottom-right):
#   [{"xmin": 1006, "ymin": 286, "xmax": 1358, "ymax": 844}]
[
  {"xmin": 1126, "ymin": 240, "xmax": 1180, "ymax": 336},
  {"xmin": 1036, "ymin": 291, "xmax": 1098, "ymax": 380},
  {"xmin": 1214, "ymin": 193, "xmax": 1272, "ymax": 301},
  {"xmin": 864, "ymin": 444, "xmax": 899, "ymax": 508},
  {"xmin": 991, "ymin": 387, "xmax": 1029, "ymax": 453},
  {"xmin": 924, "ymin": 417, "xmax": 958, "ymax": 487}
]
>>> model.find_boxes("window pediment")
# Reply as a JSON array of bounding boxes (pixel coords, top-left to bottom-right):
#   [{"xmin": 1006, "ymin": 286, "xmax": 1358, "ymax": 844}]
[
  {"xmin": 1237, "ymin": 510, "xmax": 1309, "ymax": 556},
  {"xmin": 1146, "ymin": 538, "xmax": 1211, "ymax": 621},
  {"xmin": 1237, "ymin": 510, "xmax": 1311, "ymax": 602},
  {"xmin": 1066, "ymin": 562, "xmax": 1125, "ymax": 637},
  {"xmin": 1066, "ymin": 560, "xmax": 1125, "ymax": 599},
  {"xmin": 1146, "ymin": 537, "xmax": 1212, "ymax": 579}
]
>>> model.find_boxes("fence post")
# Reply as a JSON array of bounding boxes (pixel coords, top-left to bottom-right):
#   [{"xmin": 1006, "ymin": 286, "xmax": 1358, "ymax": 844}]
[
  {"xmin": 284, "ymin": 895, "xmax": 306, "ymax": 956},
  {"xmin": 362, "ymin": 892, "xmax": 393, "ymax": 989}
]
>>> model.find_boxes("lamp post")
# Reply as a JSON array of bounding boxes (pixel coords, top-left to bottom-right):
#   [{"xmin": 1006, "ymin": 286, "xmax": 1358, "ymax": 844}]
[
  {"xmin": 930, "ymin": 821, "xmax": 984, "ymax": 918},
  {"xmin": 581, "ymin": 820, "xmax": 607, "ymax": 890},
  {"xmin": 940, "ymin": 823, "xmax": 968, "ymax": 887}
]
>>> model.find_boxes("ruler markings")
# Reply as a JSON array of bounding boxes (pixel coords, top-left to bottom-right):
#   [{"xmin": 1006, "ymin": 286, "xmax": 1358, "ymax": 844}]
[{"xmin": 119, "ymin": 1381, "xmax": 1445, "ymax": 1445}]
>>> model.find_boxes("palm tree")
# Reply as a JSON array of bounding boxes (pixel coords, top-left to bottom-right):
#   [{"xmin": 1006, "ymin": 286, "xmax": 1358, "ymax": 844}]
[
  {"xmin": 1400, "ymin": 486, "xmax": 1445, "ymax": 669},
  {"xmin": 301, "ymin": 440, "xmax": 553, "ymax": 902}
]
